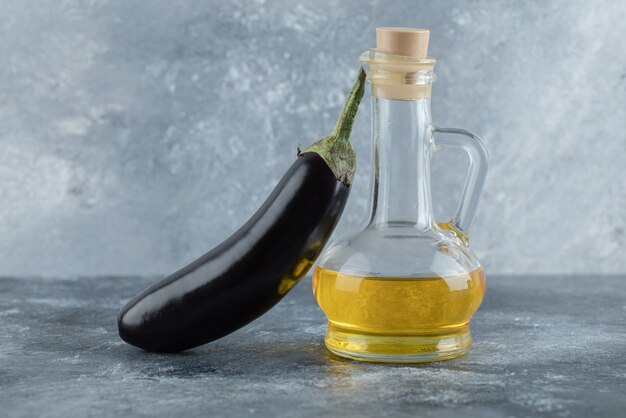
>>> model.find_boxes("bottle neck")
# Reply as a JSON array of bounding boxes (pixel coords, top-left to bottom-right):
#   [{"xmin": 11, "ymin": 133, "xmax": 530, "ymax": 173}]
[{"xmin": 365, "ymin": 97, "xmax": 434, "ymax": 230}]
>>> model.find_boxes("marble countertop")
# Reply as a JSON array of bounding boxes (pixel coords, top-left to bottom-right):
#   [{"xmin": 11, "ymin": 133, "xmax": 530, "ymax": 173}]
[{"xmin": 1, "ymin": 274, "xmax": 625, "ymax": 417}]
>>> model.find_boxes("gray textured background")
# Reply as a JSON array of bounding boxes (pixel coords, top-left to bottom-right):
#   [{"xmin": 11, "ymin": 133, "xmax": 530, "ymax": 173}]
[{"xmin": 0, "ymin": 0, "xmax": 624, "ymax": 277}]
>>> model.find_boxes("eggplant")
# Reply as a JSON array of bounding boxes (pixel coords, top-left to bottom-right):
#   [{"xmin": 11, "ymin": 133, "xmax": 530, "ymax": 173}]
[{"xmin": 117, "ymin": 68, "xmax": 366, "ymax": 352}]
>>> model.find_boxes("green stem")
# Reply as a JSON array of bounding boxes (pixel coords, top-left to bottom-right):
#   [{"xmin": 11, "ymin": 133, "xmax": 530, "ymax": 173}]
[
  {"xmin": 301, "ymin": 67, "xmax": 366, "ymax": 186},
  {"xmin": 332, "ymin": 67, "xmax": 367, "ymax": 140}
]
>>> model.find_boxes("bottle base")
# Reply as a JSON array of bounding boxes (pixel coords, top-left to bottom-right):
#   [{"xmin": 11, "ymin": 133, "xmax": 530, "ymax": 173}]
[{"xmin": 324, "ymin": 323, "xmax": 472, "ymax": 363}]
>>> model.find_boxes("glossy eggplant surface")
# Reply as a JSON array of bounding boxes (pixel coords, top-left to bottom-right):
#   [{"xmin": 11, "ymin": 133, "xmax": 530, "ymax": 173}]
[
  {"xmin": 118, "ymin": 153, "xmax": 349, "ymax": 352},
  {"xmin": 117, "ymin": 68, "xmax": 366, "ymax": 352}
]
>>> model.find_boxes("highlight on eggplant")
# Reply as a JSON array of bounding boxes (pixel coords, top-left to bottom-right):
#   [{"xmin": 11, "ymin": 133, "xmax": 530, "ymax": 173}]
[{"xmin": 117, "ymin": 68, "xmax": 367, "ymax": 352}]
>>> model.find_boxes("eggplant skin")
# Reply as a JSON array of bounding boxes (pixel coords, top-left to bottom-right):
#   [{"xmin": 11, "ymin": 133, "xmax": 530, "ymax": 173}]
[{"xmin": 118, "ymin": 152, "xmax": 349, "ymax": 352}]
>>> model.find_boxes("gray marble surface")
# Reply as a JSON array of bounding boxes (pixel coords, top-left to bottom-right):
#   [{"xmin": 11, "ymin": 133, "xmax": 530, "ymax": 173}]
[
  {"xmin": 1, "ymin": 275, "xmax": 624, "ymax": 417},
  {"xmin": 1, "ymin": 0, "xmax": 625, "ymax": 277}
]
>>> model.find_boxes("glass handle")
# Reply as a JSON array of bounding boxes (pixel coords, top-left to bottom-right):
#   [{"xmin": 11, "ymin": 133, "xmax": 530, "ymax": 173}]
[{"xmin": 432, "ymin": 126, "xmax": 489, "ymax": 241}]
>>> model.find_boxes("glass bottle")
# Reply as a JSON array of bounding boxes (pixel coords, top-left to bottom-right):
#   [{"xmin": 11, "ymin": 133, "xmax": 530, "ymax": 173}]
[{"xmin": 313, "ymin": 28, "xmax": 489, "ymax": 363}]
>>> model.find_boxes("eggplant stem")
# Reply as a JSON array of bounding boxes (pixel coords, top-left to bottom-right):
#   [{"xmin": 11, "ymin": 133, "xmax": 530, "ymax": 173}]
[
  {"xmin": 332, "ymin": 67, "xmax": 367, "ymax": 140},
  {"xmin": 301, "ymin": 67, "xmax": 366, "ymax": 186}
]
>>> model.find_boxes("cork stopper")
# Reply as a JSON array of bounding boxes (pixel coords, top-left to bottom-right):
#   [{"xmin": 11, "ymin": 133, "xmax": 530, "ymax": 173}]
[
  {"xmin": 376, "ymin": 27, "xmax": 430, "ymax": 58},
  {"xmin": 362, "ymin": 27, "xmax": 435, "ymax": 100}
]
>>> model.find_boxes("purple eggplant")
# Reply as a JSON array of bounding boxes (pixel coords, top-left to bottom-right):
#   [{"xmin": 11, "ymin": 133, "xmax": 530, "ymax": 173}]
[{"xmin": 117, "ymin": 68, "xmax": 366, "ymax": 352}]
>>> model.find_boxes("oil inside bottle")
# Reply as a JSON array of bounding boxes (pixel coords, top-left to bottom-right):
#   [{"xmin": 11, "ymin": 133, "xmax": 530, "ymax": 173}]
[{"xmin": 313, "ymin": 266, "xmax": 486, "ymax": 362}]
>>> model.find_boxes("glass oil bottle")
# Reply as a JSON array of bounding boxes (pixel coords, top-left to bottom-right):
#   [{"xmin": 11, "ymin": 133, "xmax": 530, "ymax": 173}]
[{"xmin": 313, "ymin": 28, "xmax": 489, "ymax": 363}]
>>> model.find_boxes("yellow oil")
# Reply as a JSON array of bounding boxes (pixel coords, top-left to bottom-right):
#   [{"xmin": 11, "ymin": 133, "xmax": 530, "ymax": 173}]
[{"xmin": 312, "ymin": 267, "xmax": 486, "ymax": 362}]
